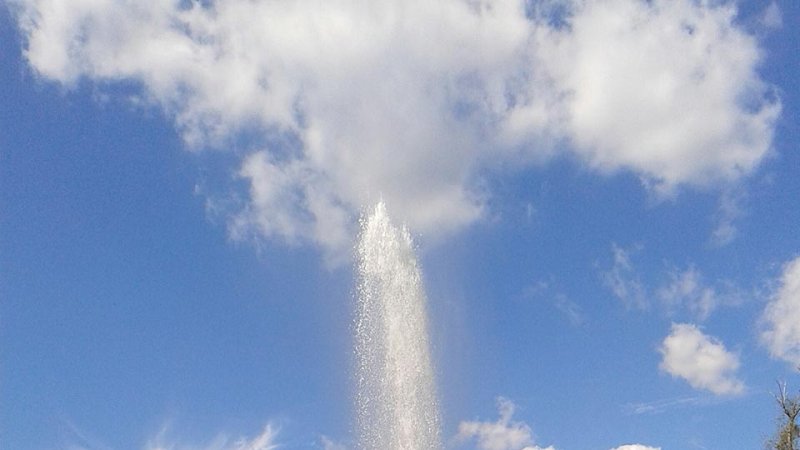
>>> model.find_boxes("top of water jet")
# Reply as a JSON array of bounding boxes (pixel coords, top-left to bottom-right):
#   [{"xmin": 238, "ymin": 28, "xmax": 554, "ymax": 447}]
[{"xmin": 355, "ymin": 201, "xmax": 442, "ymax": 450}]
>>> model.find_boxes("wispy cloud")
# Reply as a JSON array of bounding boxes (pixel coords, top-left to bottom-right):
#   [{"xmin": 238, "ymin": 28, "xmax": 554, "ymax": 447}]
[
  {"xmin": 610, "ymin": 445, "xmax": 661, "ymax": 450},
  {"xmin": 760, "ymin": 2, "xmax": 783, "ymax": 29},
  {"xmin": 624, "ymin": 395, "xmax": 710, "ymax": 415},
  {"xmin": 523, "ymin": 278, "xmax": 586, "ymax": 326},
  {"xmin": 320, "ymin": 436, "xmax": 348, "ymax": 450},
  {"xmin": 657, "ymin": 267, "xmax": 719, "ymax": 321},
  {"xmin": 709, "ymin": 190, "xmax": 746, "ymax": 247},
  {"xmin": 145, "ymin": 424, "xmax": 279, "ymax": 450},
  {"xmin": 66, "ymin": 422, "xmax": 280, "ymax": 450},
  {"xmin": 602, "ymin": 244, "xmax": 647, "ymax": 310},
  {"xmin": 553, "ymin": 294, "xmax": 586, "ymax": 327},
  {"xmin": 601, "ymin": 246, "xmax": 745, "ymax": 320},
  {"xmin": 62, "ymin": 418, "xmax": 117, "ymax": 450},
  {"xmin": 143, "ymin": 423, "xmax": 279, "ymax": 450}
]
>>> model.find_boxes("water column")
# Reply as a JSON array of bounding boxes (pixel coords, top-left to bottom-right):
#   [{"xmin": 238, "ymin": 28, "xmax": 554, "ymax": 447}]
[{"xmin": 355, "ymin": 202, "xmax": 442, "ymax": 450}]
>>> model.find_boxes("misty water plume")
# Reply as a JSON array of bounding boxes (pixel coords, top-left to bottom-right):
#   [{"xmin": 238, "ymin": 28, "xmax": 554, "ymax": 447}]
[{"xmin": 355, "ymin": 202, "xmax": 442, "ymax": 450}]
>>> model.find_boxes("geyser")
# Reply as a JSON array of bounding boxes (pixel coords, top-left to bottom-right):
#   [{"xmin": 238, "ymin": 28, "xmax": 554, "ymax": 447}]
[{"xmin": 355, "ymin": 202, "xmax": 442, "ymax": 450}]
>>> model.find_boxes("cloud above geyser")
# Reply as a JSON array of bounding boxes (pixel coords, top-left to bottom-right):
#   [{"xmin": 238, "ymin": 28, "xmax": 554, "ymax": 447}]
[
  {"xmin": 760, "ymin": 256, "xmax": 800, "ymax": 366},
  {"xmin": 456, "ymin": 397, "xmax": 555, "ymax": 450},
  {"xmin": 13, "ymin": 0, "xmax": 779, "ymax": 255},
  {"xmin": 659, "ymin": 323, "xmax": 744, "ymax": 395}
]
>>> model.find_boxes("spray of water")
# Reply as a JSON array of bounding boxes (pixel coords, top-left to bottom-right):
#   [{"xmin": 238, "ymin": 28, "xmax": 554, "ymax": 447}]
[{"xmin": 355, "ymin": 202, "xmax": 442, "ymax": 450}]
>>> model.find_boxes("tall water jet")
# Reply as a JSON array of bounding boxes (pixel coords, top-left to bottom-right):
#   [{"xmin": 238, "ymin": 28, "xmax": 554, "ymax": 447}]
[{"xmin": 355, "ymin": 202, "xmax": 442, "ymax": 450}]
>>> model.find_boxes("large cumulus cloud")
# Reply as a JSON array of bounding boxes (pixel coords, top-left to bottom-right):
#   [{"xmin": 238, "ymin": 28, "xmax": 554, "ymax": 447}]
[{"xmin": 12, "ymin": 0, "xmax": 780, "ymax": 257}]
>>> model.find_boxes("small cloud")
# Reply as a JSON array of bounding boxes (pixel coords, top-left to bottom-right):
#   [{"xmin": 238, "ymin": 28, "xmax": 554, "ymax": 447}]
[
  {"xmin": 601, "ymin": 244, "xmax": 647, "ymax": 310},
  {"xmin": 456, "ymin": 397, "xmax": 555, "ymax": 450},
  {"xmin": 760, "ymin": 2, "xmax": 783, "ymax": 29},
  {"xmin": 759, "ymin": 256, "xmax": 800, "ymax": 366},
  {"xmin": 659, "ymin": 323, "xmax": 745, "ymax": 396}
]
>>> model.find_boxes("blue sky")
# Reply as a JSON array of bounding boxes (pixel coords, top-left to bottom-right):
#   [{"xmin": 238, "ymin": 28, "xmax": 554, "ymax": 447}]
[{"xmin": 1, "ymin": 1, "xmax": 799, "ymax": 449}]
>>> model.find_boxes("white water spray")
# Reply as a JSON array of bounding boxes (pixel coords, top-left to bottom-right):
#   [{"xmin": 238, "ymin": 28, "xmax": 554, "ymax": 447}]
[{"xmin": 355, "ymin": 202, "xmax": 442, "ymax": 450}]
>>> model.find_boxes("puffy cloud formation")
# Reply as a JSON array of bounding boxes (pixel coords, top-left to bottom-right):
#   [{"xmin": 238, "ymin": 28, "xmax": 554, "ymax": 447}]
[
  {"xmin": 145, "ymin": 423, "xmax": 279, "ymax": 450},
  {"xmin": 537, "ymin": 0, "xmax": 778, "ymax": 193},
  {"xmin": 13, "ymin": 0, "xmax": 779, "ymax": 255},
  {"xmin": 611, "ymin": 446, "xmax": 660, "ymax": 450},
  {"xmin": 456, "ymin": 397, "xmax": 555, "ymax": 450},
  {"xmin": 760, "ymin": 256, "xmax": 800, "ymax": 366},
  {"xmin": 659, "ymin": 323, "xmax": 744, "ymax": 395}
]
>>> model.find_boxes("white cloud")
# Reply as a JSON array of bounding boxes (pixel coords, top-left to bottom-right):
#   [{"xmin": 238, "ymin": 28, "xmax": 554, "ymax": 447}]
[
  {"xmin": 13, "ymin": 0, "xmax": 780, "ymax": 256},
  {"xmin": 456, "ymin": 397, "xmax": 555, "ymax": 450},
  {"xmin": 602, "ymin": 244, "xmax": 647, "ymax": 309},
  {"xmin": 659, "ymin": 323, "xmax": 744, "ymax": 396},
  {"xmin": 657, "ymin": 267, "xmax": 718, "ymax": 320},
  {"xmin": 611, "ymin": 446, "xmax": 661, "ymax": 450},
  {"xmin": 144, "ymin": 423, "xmax": 279, "ymax": 450},
  {"xmin": 760, "ymin": 256, "xmax": 800, "ymax": 366},
  {"xmin": 535, "ymin": 0, "xmax": 780, "ymax": 194}
]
